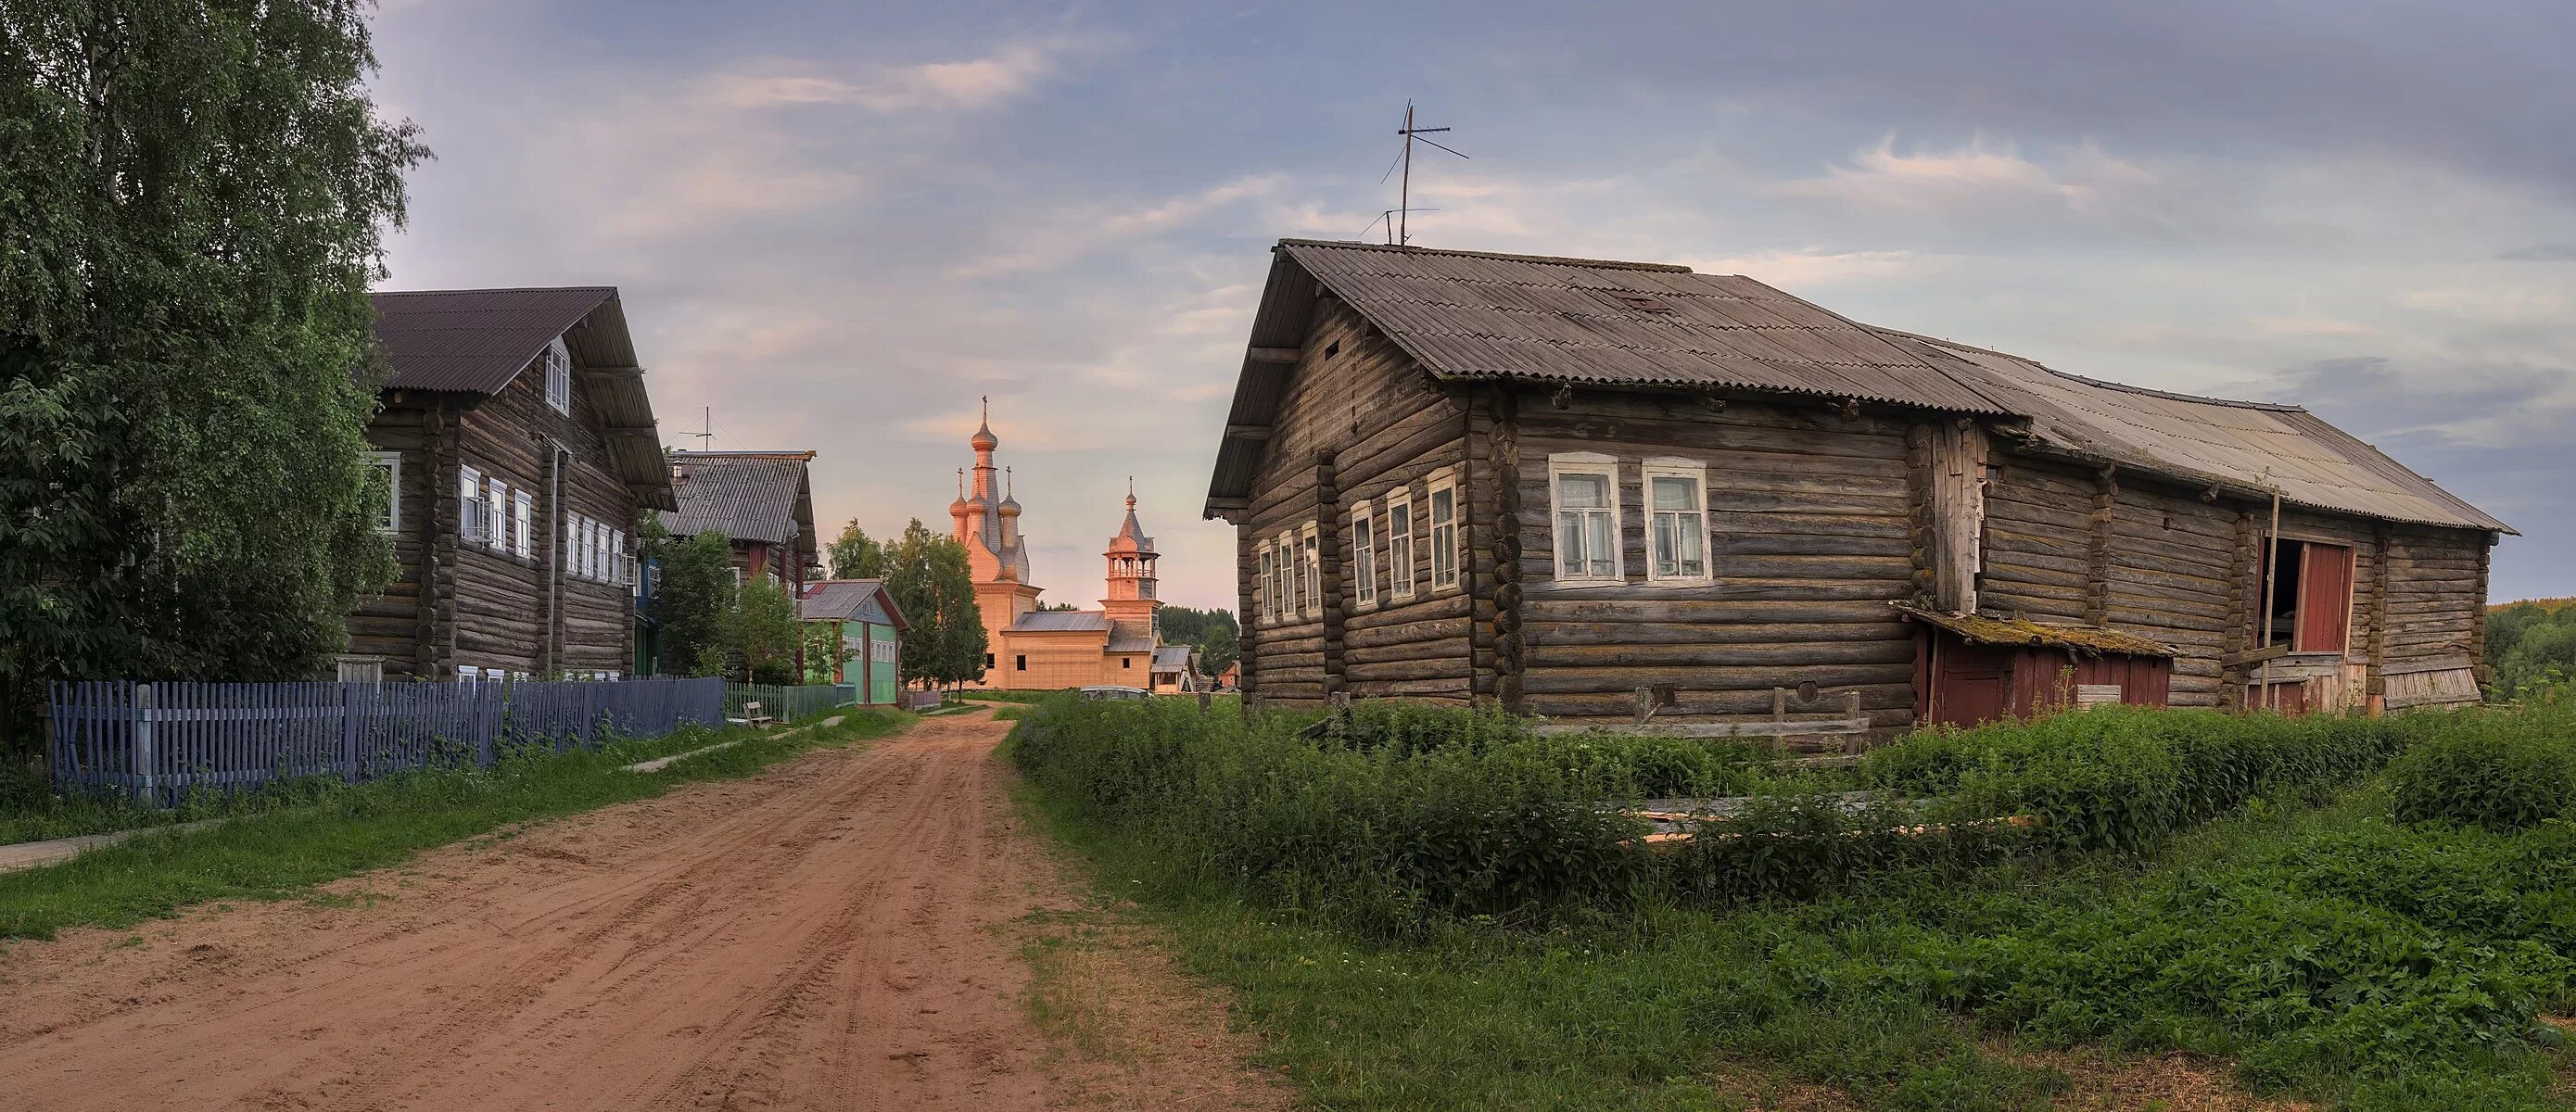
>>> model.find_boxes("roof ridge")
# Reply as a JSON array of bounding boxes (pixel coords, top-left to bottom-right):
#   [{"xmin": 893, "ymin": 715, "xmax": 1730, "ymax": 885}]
[
  {"xmin": 1275, "ymin": 237, "xmax": 1694, "ymax": 273},
  {"xmin": 371, "ymin": 285, "xmax": 619, "ymax": 297},
  {"xmin": 668, "ymin": 449, "xmax": 818, "ymax": 459},
  {"xmin": 1881, "ymin": 328, "xmax": 2304, "ymax": 412}
]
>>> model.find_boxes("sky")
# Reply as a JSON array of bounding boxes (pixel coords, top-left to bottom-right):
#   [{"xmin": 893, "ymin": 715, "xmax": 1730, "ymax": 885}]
[{"xmin": 368, "ymin": 0, "xmax": 2576, "ymax": 608}]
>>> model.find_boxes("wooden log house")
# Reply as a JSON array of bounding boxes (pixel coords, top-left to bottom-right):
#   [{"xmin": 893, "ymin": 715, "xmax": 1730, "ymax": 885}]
[
  {"xmin": 348, "ymin": 287, "xmax": 679, "ymax": 682},
  {"xmin": 1202, "ymin": 241, "xmax": 2512, "ymax": 738}
]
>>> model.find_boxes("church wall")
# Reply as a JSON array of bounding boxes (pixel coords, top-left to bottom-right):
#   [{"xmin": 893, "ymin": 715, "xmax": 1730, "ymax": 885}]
[
  {"xmin": 984, "ymin": 631, "xmax": 1134, "ymax": 690},
  {"xmin": 1238, "ymin": 294, "xmax": 1475, "ymax": 709}
]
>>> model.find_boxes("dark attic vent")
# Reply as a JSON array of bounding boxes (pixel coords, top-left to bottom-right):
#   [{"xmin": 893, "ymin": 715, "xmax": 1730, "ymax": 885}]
[{"xmin": 1324, "ymin": 340, "xmax": 1340, "ymax": 358}]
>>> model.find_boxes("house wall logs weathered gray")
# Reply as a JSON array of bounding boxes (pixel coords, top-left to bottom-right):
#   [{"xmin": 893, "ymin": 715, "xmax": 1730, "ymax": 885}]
[{"xmin": 1203, "ymin": 240, "xmax": 2511, "ymax": 738}]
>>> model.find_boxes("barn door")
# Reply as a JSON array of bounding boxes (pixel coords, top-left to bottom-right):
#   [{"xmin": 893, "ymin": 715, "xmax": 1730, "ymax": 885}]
[
  {"xmin": 2291, "ymin": 542, "xmax": 2354, "ymax": 654},
  {"xmin": 1927, "ymin": 636, "xmax": 2014, "ymax": 728}
]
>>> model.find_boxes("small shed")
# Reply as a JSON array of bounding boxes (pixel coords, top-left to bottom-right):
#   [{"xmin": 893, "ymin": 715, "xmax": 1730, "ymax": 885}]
[
  {"xmin": 1897, "ymin": 604, "xmax": 2176, "ymax": 727},
  {"xmin": 799, "ymin": 578, "xmax": 908, "ymax": 705}
]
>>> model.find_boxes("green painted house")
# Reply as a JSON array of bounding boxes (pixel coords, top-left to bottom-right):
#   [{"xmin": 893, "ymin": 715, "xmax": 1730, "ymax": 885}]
[{"xmin": 798, "ymin": 578, "xmax": 908, "ymax": 705}]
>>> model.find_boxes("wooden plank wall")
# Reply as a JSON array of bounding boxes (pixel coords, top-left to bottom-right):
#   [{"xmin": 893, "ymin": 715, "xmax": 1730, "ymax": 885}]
[
  {"xmin": 1238, "ymin": 296, "xmax": 1469, "ymax": 708},
  {"xmin": 2105, "ymin": 478, "xmax": 2240, "ymax": 706},
  {"xmin": 354, "ymin": 401, "xmax": 440, "ymax": 676},
  {"xmin": 1513, "ymin": 390, "xmax": 1921, "ymax": 735}
]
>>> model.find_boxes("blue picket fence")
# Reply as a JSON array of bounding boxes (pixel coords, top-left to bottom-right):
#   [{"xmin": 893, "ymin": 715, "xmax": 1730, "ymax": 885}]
[
  {"xmin": 46, "ymin": 677, "xmax": 726, "ymax": 805},
  {"xmin": 723, "ymin": 682, "xmax": 859, "ymax": 722}
]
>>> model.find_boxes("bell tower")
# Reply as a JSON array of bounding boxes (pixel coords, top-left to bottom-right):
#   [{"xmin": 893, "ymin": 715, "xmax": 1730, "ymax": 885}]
[{"xmin": 1100, "ymin": 478, "xmax": 1160, "ymax": 626}]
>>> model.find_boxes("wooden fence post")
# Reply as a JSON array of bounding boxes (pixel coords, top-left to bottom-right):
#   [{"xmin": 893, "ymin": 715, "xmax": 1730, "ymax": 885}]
[
  {"xmin": 133, "ymin": 683, "xmax": 158, "ymax": 806},
  {"xmin": 340, "ymin": 682, "xmax": 360, "ymax": 783}
]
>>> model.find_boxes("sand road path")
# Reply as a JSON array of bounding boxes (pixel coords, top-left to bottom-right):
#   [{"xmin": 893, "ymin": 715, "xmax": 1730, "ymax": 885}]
[{"xmin": 0, "ymin": 707, "xmax": 1275, "ymax": 1111}]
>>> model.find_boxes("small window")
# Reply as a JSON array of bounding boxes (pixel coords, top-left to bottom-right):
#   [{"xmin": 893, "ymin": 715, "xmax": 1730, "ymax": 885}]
[
  {"xmin": 336, "ymin": 657, "xmax": 384, "ymax": 683},
  {"xmin": 460, "ymin": 466, "xmax": 490, "ymax": 546},
  {"xmin": 1643, "ymin": 458, "xmax": 1711, "ymax": 584},
  {"xmin": 486, "ymin": 477, "xmax": 510, "ymax": 550},
  {"xmin": 1015, "ymin": 654, "xmax": 1027, "ymax": 671},
  {"xmin": 1351, "ymin": 506, "xmax": 1377, "ymax": 610},
  {"xmin": 985, "ymin": 652, "xmax": 996, "ymax": 669},
  {"xmin": 1254, "ymin": 542, "xmax": 1274, "ymax": 626},
  {"xmin": 1123, "ymin": 657, "xmax": 1133, "ymax": 669},
  {"xmin": 1549, "ymin": 453, "xmax": 1621, "ymax": 583},
  {"xmin": 513, "ymin": 491, "xmax": 534, "ymax": 559},
  {"xmin": 1427, "ymin": 474, "xmax": 1459, "ymax": 590},
  {"xmin": 1386, "ymin": 491, "xmax": 1416, "ymax": 600},
  {"xmin": 1301, "ymin": 523, "xmax": 1322, "ymax": 618},
  {"xmin": 565, "ymin": 512, "xmax": 581, "ymax": 573},
  {"xmin": 457, "ymin": 664, "xmax": 481, "ymax": 682},
  {"xmin": 364, "ymin": 451, "xmax": 400, "ymax": 534},
  {"xmin": 544, "ymin": 335, "xmax": 572, "ymax": 415},
  {"xmin": 1278, "ymin": 530, "xmax": 1300, "ymax": 618}
]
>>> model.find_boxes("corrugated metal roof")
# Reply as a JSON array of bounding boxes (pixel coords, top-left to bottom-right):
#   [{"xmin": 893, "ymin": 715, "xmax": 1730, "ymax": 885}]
[
  {"xmin": 799, "ymin": 578, "xmax": 907, "ymax": 628},
  {"xmin": 662, "ymin": 450, "xmax": 817, "ymax": 549},
  {"xmin": 1010, "ymin": 610, "xmax": 1111, "ymax": 632},
  {"xmin": 1150, "ymin": 645, "xmax": 1193, "ymax": 670},
  {"xmin": 1277, "ymin": 240, "xmax": 2013, "ymax": 412},
  {"xmin": 1892, "ymin": 334, "xmax": 2513, "ymax": 534},
  {"xmin": 370, "ymin": 286, "xmax": 677, "ymax": 512}
]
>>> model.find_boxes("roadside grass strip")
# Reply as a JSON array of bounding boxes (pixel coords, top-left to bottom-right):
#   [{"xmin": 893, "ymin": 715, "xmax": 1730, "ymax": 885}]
[
  {"xmin": 0, "ymin": 708, "xmax": 910, "ymax": 941},
  {"xmin": 1012, "ymin": 694, "xmax": 2576, "ymax": 1110}
]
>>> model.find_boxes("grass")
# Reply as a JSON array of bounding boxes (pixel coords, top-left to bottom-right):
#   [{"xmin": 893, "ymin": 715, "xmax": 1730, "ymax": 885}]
[
  {"xmin": 1012, "ymin": 698, "xmax": 2576, "ymax": 1110},
  {"xmin": 0, "ymin": 708, "xmax": 911, "ymax": 941}
]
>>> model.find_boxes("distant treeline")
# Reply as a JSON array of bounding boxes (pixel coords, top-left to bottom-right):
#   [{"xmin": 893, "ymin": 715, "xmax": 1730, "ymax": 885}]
[
  {"xmin": 2486, "ymin": 598, "xmax": 2575, "ymax": 700},
  {"xmin": 1156, "ymin": 605, "xmax": 1239, "ymax": 675}
]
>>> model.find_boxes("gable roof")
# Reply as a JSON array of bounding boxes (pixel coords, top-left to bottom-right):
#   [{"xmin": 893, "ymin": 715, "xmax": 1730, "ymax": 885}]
[
  {"xmin": 1010, "ymin": 610, "xmax": 1111, "ymax": 632},
  {"xmin": 1150, "ymin": 645, "xmax": 1194, "ymax": 671},
  {"xmin": 369, "ymin": 286, "xmax": 677, "ymax": 511},
  {"xmin": 799, "ymin": 578, "xmax": 908, "ymax": 629},
  {"xmin": 663, "ymin": 450, "xmax": 818, "ymax": 551},
  {"xmin": 1205, "ymin": 239, "xmax": 2508, "ymax": 536},
  {"xmin": 1888, "ymin": 334, "xmax": 2513, "ymax": 534}
]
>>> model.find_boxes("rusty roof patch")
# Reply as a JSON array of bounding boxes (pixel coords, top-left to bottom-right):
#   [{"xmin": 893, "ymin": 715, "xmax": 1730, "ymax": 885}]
[{"xmin": 1893, "ymin": 602, "xmax": 2179, "ymax": 657}]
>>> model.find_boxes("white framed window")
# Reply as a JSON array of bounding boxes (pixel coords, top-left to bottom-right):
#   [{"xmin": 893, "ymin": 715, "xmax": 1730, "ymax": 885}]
[
  {"xmin": 1275, "ymin": 531, "xmax": 1299, "ymax": 618},
  {"xmin": 1643, "ymin": 457, "xmax": 1712, "ymax": 583},
  {"xmin": 1254, "ymin": 541, "xmax": 1274, "ymax": 625},
  {"xmin": 1548, "ymin": 452, "xmax": 1623, "ymax": 584},
  {"xmin": 513, "ymin": 490, "xmax": 534, "ymax": 559},
  {"xmin": 1386, "ymin": 490, "xmax": 1416, "ymax": 600},
  {"xmin": 565, "ymin": 512, "xmax": 579, "ymax": 572},
  {"xmin": 1300, "ymin": 523, "xmax": 1322, "ymax": 618},
  {"xmin": 1351, "ymin": 505, "xmax": 1378, "ymax": 610},
  {"xmin": 457, "ymin": 664, "xmax": 482, "ymax": 682},
  {"xmin": 1427, "ymin": 471, "xmax": 1459, "ymax": 591},
  {"xmin": 460, "ymin": 466, "xmax": 492, "ymax": 546},
  {"xmin": 486, "ymin": 477, "xmax": 510, "ymax": 551},
  {"xmin": 611, "ymin": 528, "xmax": 627, "ymax": 584},
  {"xmin": 364, "ymin": 451, "xmax": 400, "ymax": 534},
  {"xmin": 544, "ymin": 335, "xmax": 572, "ymax": 415}
]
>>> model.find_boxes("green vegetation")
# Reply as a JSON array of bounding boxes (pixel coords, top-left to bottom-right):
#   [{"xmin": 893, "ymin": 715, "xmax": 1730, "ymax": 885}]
[
  {"xmin": 0, "ymin": 0, "xmax": 426, "ymax": 752},
  {"xmin": 732, "ymin": 576, "xmax": 803, "ymax": 684},
  {"xmin": 642, "ymin": 521, "xmax": 739, "ymax": 676},
  {"xmin": 2488, "ymin": 599, "xmax": 2576, "ymax": 701},
  {"xmin": 0, "ymin": 708, "xmax": 910, "ymax": 940},
  {"xmin": 1156, "ymin": 605, "xmax": 1240, "ymax": 676},
  {"xmin": 883, "ymin": 519, "xmax": 987, "ymax": 689},
  {"xmin": 2389, "ymin": 705, "xmax": 2576, "ymax": 830},
  {"xmin": 1014, "ymin": 696, "xmax": 2576, "ymax": 1110},
  {"xmin": 825, "ymin": 518, "xmax": 886, "ymax": 580}
]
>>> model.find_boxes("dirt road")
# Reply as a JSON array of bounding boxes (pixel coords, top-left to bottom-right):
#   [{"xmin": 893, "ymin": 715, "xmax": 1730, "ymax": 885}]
[{"xmin": 0, "ymin": 708, "xmax": 1278, "ymax": 1111}]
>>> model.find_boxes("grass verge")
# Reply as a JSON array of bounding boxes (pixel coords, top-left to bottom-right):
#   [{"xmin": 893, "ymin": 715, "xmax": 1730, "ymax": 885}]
[{"xmin": 0, "ymin": 708, "xmax": 910, "ymax": 941}]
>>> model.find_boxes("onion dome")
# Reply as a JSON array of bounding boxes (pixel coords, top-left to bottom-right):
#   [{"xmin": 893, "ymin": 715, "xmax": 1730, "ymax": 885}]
[
  {"xmin": 971, "ymin": 396, "xmax": 998, "ymax": 451},
  {"xmin": 998, "ymin": 465, "xmax": 1021, "ymax": 516}
]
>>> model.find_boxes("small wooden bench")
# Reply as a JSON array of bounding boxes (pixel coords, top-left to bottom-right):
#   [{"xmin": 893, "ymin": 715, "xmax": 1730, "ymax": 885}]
[{"xmin": 728, "ymin": 701, "xmax": 775, "ymax": 728}]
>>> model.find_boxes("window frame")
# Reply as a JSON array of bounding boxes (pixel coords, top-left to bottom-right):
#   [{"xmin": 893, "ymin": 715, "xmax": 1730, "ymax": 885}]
[
  {"xmin": 1350, "ymin": 504, "xmax": 1378, "ymax": 611},
  {"xmin": 512, "ymin": 490, "xmax": 534, "ymax": 559},
  {"xmin": 1277, "ymin": 529, "xmax": 1300, "ymax": 619},
  {"xmin": 459, "ymin": 466, "xmax": 489, "ymax": 547},
  {"xmin": 1426, "ymin": 469, "xmax": 1460, "ymax": 592},
  {"xmin": 1253, "ymin": 540, "xmax": 1274, "ymax": 626},
  {"xmin": 364, "ymin": 450, "xmax": 400, "ymax": 534},
  {"xmin": 1385, "ymin": 489, "xmax": 1417, "ymax": 600},
  {"xmin": 486, "ymin": 476, "xmax": 511, "ymax": 552},
  {"xmin": 1641, "ymin": 456, "xmax": 1714, "ymax": 585},
  {"xmin": 1546, "ymin": 452, "xmax": 1624, "ymax": 585},
  {"xmin": 1300, "ymin": 522, "xmax": 1322, "ymax": 619},
  {"xmin": 544, "ymin": 335, "xmax": 572, "ymax": 416}
]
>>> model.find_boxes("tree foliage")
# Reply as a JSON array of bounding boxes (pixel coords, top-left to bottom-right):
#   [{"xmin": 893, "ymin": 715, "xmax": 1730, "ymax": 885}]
[
  {"xmin": 2487, "ymin": 600, "xmax": 2576, "ymax": 701},
  {"xmin": 731, "ymin": 576, "xmax": 801, "ymax": 685},
  {"xmin": 1157, "ymin": 605, "xmax": 1239, "ymax": 675},
  {"xmin": 648, "ymin": 527, "xmax": 736, "ymax": 678},
  {"xmin": 0, "ymin": 0, "xmax": 427, "ymax": 748},
  {"xmin": 883, "ymin": 519, "xmax": 984, "ymax": 687},
  {"xmin": 825, "ymin": 518, "xmax": 884, "ymax": 580}
]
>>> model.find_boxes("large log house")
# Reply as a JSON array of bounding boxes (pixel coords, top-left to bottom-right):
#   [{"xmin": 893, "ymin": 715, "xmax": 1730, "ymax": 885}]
[
  {"xmin": 1204, "ymin": 240, "xmax": 2512, "ymax": 738},
  {"xmin": 345, "ymin": 287, "xmax": 678, "ymax": 682}
]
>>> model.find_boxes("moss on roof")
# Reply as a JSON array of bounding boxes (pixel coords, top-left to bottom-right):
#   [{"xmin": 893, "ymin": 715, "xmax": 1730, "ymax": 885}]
[{"xmin": 1893, "ymin": 602, "xmax": 2177, "ymax": 658}]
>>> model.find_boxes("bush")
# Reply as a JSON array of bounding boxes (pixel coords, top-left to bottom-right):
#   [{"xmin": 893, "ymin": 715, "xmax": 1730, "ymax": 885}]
[{"xmin": 2389, "ymin": 700, "xmax": 2576, "ymax": 830}]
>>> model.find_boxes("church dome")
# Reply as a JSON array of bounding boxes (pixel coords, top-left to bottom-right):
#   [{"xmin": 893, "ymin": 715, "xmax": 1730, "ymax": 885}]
[
  {"xmin": 971, "ymin": 419, "xmax": 998, "ymax": 452},
  {"xmin": 997, "ymin": 494, "xmax": 1021, "ymax": 517},
  {"xmin": 948, "ymin": 494, "xmax": 970, "ymax": 517}
]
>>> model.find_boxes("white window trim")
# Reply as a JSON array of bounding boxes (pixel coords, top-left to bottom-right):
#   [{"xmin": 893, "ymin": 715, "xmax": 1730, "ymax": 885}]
[
  {"xmin": 1300, "ymin": 522, "xmax": 1322, "ymax": 619},
  {"xmin": 544, "ymin": 335, "xmax": 572, "ymax": 416},
  {"xmin": 486, "ymin": 476, "xmax": 510, "ymax": 552},
  {"xmin": 1251, "ymin": 541, "xmax": 1269, "ymax": 626},
  {"xmin": 1425, "ymin": 468, "xmax": 1461, "ymax": 592},
  {"xmin": 1642, "ymin": 456, "xmax": 1715, "ymax": 585},
  {"xmin": 365, "ymin": 450, "xmax": 400, "ymax": 534},
  {"xmin": 512, "ymin": 490, "xmax": 534, "ymax": 559},
  {"xmin": 459, "ymin": 466, "xmax": 490, "ymax": 547},
  {"xmin": 1276, "ymin": 530, "xmax": 1300, "ymax": 619},
  {"xmin": 1385, "ymin": 489, "xmax": 1417, "ymax": 601},
  {"xmin": 1350, "ymin": 504, "xmax": 1378, "ymax": 611},
  {"xmin": 1546, "ymin": 452, "xmax": 1624, "ymax": 585}
]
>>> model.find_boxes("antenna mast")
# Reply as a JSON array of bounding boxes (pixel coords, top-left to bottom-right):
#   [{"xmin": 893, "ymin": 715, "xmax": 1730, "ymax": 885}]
[
  {"xmin": 691, "ymin": 407, "xmax": 715, "ymax": 450},
  {"xmin": 1392, "ymin": 100, "xmax": 1469, "ymax": 246}
]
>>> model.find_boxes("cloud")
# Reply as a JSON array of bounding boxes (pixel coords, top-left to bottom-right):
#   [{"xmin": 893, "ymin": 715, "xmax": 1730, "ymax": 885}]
[
  {"xmin": 704, "ymin": 36, "xmax": 1104, "ymax": 114},
  {"xmin": 2498, "ymin": 243, "xmax": 2576, "ymax": 262},
  {"xmin": 1780, "ymin": 135, "xmax": 2155, "ymax": 215},
  {"xmin": 1686, "ymin": 248, "xmax": 1933, "ymax": 287},
  {"xmin": 954, "ymin": 175, "xmax": 1281, "ymax": 277}
]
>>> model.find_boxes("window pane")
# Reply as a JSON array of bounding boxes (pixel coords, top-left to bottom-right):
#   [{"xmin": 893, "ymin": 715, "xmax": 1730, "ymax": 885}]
[
  {"xmin": 1558, "ymin": 472, "xmax": 1608, "ymax": 509},
  {"xmin": 1652, "ymin": 514, "xmax": 1677, "ymax": 576},
  {"xmin": 1651, "ymin": 474, "xmax": 1696, "ymax": 511},
  {"xmin": 1677, "ymin": 512, "xmax": 1704, "ymax": 576},
  {"xmin": 1585, "ymin": 512, "xmax": 1616, "ymax": 578}
]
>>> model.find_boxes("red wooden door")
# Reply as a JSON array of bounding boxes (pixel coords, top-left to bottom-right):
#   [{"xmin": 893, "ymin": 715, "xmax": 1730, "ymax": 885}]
[
  {"xmin": 2292, "ymin": 542, "xmax": 2354, "ymax": 654},
  {"xmin": 1930, "ymin": 638, "xmax": 2015, "ymax": 728}
]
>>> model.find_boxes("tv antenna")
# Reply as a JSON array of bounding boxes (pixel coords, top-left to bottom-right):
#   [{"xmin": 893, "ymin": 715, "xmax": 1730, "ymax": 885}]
[
  {"xmin": 690, "ymin": 407, "xmax": 716, "ymax": 450},
  {"xmin": 1382, "ymin": 100, "xmax": 1467, "ymax": 246}
]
